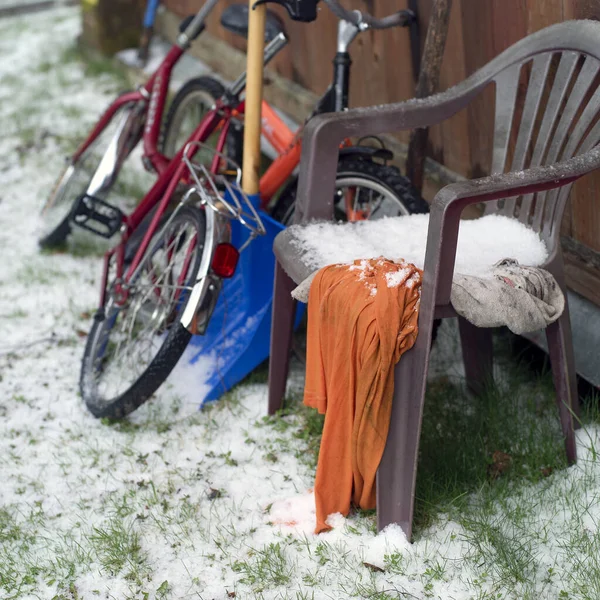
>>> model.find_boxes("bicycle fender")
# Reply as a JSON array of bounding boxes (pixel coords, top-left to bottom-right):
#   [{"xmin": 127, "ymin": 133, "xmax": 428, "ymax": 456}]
[{"xmin": 180, "ymin": 208, "xmax": 230, "ymax": 334}]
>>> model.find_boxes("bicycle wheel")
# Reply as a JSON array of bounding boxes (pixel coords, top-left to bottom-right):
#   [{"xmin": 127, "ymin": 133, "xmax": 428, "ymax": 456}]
[
  {"xmin": 161, "ymin": 76, "xmax": 243, "ymax": 165},
  {"xmin": 39, "ymin": 103, "xmax": 141, "ymax": 249},
  {"xmin": 270, "ymin": 157, "xmax": 429, "ymax": 225},
  {"xmin": 81, "ymin": 204, "xmax": 206, "ymax": 418}
]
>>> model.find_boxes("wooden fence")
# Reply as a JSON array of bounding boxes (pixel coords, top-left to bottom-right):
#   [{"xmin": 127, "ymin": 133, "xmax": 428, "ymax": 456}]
[{"xmin": 161, "ymin": 0, "xmax": 600, "ymax": 304}]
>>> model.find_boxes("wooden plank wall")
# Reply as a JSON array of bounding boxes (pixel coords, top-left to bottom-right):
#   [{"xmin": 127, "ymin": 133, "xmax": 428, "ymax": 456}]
[{"xmin": 164, "ymin": 0, "xmax": 600, "ymax": 301}]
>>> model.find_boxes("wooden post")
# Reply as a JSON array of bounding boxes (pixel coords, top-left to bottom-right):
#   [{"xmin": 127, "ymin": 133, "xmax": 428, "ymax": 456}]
[
  {"xmin": 242, "ymin": 0, "xmax": 266, "ymax": 195},
  {"xmin": 405, "ymin": 0, "xmax": 452, "ymax": 194},
  {"xmin": 81, "ymin": 0, "xmax": 146, "ymax": 56}
]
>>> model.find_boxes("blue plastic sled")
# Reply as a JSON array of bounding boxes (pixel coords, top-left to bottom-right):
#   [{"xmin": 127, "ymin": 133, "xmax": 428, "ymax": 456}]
[{"xmin": 186, "ymin": 194, "xmax": 304, "ymax": 405}]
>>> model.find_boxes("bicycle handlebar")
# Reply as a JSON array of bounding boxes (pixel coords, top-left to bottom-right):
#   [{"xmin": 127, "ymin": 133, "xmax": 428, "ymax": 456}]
[
  {"xmin": 322, "ymin": 0, "xmax": 414, "ymax": 29},
  {"xmin": 253, "ymin": 0, "xmax": 415, "ymax": 27}
]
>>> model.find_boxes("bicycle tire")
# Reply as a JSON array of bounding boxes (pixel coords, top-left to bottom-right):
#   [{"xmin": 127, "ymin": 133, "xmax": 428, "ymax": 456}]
[
  {"xmin": 81, "ymin": 205, "xmax": 207, "ymax": 418},
  {"xmin": 270, "ymin": 157, "xmax": 430, "ymax": 225},
  {"xmin": 161, "ymin": 76, "xmax": 243, "ymax": 164},
  {"xmin": 39, "ymin": 103, "xmax": 140, "ymax": 249}
]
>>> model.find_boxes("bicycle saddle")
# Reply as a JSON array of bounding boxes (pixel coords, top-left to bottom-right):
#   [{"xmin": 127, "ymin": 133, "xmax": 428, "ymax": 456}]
[{"xmin": 220, "ymin": 4, "xmax": 287, "ymax": 43}]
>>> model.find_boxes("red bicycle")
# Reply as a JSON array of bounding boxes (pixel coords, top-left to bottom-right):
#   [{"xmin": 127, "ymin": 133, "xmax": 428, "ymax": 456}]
[{"xmin": 39, "ymin": 0, "xmax": 424, "ymax": 418}]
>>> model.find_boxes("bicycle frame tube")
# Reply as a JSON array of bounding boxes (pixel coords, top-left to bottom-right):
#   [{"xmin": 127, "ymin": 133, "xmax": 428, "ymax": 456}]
[
  {"xmin": 333, "ymin": 19, "xmax": 359, "ymax": 112},
  {"xmin": 260, "ymin": 101, "xmax": 296, "ymax": 156},
  {"xmin": 99, "ymin": 105, "xmax": 226, "ymax": 307},
  {"xmin": 177, "ymin": 0, "xmax": 220, "ymax": 47},
  {"xmin": 257, "ymin": 101, "xmax": 302, "ymax": 202},
  {"xmin": 260, "ymin": 140, "xmax": 302, "ymax": 202},
  {"xmin": 256, "ymin": 111, "xmax": 353, "ymax": 203},
  {"xmin": 71, "ymin": 91, "xmax": 144, "ymax": 163},
  {"xmin": 141, "ymin": 44, "xmax": 185, "ymax": 172}
]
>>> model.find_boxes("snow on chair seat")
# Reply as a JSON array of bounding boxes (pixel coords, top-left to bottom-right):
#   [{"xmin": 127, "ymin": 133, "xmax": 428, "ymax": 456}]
[
  {"xmin": 276, "ymin": 214, "xmax": 564, "ymax": 335},
  {"xmin": 276, "ymin": 213, "xmax": 547, "ymax": 282}
]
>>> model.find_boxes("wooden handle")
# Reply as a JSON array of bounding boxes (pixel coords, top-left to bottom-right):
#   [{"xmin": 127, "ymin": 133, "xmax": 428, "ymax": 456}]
[{"xmin": 242, "ymin": 0, "xmax": 266, "ymax": 195}]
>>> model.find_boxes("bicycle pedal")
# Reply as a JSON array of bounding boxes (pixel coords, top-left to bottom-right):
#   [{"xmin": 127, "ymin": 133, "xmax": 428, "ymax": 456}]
[{"xmin": 72, "ymin": 194, "xmax": 124, "ymax": 238}]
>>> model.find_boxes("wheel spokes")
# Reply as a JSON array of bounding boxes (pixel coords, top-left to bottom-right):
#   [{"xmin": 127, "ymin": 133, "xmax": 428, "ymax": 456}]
[{"xmin": 88, "ymin": 217, "xmax": 200, "ymax": 402}]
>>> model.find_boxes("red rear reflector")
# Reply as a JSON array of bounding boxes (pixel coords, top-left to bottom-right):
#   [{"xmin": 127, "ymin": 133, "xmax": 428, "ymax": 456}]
[{"xmin": 211, "ymin": 243, "xmax": 239, "ymax": 278}]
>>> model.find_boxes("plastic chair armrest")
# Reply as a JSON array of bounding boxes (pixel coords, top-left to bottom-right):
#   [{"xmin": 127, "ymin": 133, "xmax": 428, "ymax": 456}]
[{"xmin": 423, "ymin": 146, "xmax": 600, "ymax": 307}]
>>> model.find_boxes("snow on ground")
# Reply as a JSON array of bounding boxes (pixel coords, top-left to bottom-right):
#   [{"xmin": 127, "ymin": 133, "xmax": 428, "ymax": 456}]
[{"xmin": 2, "ymin": 6, "xmax": 600, "ymax": 600}]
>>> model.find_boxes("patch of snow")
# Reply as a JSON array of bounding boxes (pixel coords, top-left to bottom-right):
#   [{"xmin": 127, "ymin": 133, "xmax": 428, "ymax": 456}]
[
  {"xmin": 362, "ymin": 524, "xmax": 411, "ymax": 570},
  {"xmin": 291, "ymin": 213, "xmax": 548, "ymax": 278},
  {"xmin": 269, "ymin": 490, "xmax": 317, "ymax": 534},
  {"xmin": 385, "ymin": 266, "xmax": 413, "ymax": 287}
]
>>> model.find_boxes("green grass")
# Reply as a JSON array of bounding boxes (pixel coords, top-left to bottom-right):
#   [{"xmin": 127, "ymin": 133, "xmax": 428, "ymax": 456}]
[
  {"xmin": 2, "ymin": 320, "xmax": 600, "ymax": 599},
  {"xmin": 61, "ymin": 43, "xmax": 129, "ymax": 89},
  {"xmin": 232, "ymin": 542, "xmax": 294, "ymax": 592},
  {"xmin": 88, "ymin": 517, "xmax": 147, "ymax": 582},
  {"xmin": 16, "ymin": 262, "xmax": 66, "ymax": 286},
  {"xmin": 234, "ymin": 322, "xmax": 588, "ymax": 595},
  {"xmin": 415, "ymin": 359, "xmax": 566, "ymax": 532},
  {"xmin": 4, "ymin": 7, "xmax": 600, "ymax": 595},
  {"xmin": 259, "ymin": 326, "xmax": 596, "ymax": 598},
  {"xmin": 0, "ymin": 504, "xmax": 87, "ymax": 599}
]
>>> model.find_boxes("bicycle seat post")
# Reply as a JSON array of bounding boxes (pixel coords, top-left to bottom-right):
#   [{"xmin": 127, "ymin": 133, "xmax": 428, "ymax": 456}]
[
  {"xmin": 332, "ymin": 14, "xmax": 362, "ymax": 113},
  {"xmin": 177, "ymin": 0, "xmax": 220, "ymax": 48}
]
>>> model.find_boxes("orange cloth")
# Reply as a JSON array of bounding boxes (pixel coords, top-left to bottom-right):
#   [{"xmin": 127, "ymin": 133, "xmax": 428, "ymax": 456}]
[{"xmin": 303, "ymin": 257, "xmax": 422, "ymax": 533}]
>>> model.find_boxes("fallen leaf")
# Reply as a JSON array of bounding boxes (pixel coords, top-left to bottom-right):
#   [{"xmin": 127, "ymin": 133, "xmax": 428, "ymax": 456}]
[
  {"xmin": 207, "ymin": 488, "xmax": 224, "ymax": 500},
  {"xmin": 540, "ymin": 466, "xmax": 553, "ymax": 478},
  {"xmin": 487, "ymin": 450, "xmax": 512, "ymax": 479},
  {"xmin": 363, "ymin": 562, "xmax": 385, "ymax": 573}
]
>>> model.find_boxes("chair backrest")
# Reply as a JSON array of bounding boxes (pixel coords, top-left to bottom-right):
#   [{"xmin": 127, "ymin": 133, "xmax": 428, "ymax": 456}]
[
  {"xmin": 481, "ymin": 21, "xmax": 600, "ymax": 253},
  {"xmin": 295, "ymin": 20, "xmax": 600, "ymax": 252}
]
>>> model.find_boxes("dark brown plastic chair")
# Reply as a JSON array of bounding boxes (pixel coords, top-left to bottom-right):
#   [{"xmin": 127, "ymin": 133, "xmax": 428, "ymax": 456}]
[{"xmin": 267, "ymin": 20, "xmax": 600, "ymax": 540}]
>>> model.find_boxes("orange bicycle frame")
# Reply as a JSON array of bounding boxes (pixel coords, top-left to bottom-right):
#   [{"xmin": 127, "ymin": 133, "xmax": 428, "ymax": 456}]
[{"xmin": 258, "ymin": 100, "xmax": 352, "ymax": 206}]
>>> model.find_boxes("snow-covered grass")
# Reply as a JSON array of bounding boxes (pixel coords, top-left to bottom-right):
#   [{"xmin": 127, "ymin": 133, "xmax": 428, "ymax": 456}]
[{"xmin": 2, "ymin": 6, "xmax": 600, "ymax": 600}]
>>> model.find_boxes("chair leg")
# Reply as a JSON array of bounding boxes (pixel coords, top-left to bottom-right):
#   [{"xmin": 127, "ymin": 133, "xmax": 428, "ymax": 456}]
[
  {"xmin": 377, "ymin": 329, "xmax": 432, "ymax": 540},
  {"xmin": 545, "ymin": 258, "xmax": 581, "ymax": 429},
  {"xmin": 556, "ymin": 295, "xmax": 581, "ymax": 429},
  {"xmin": 267, "ymin": 260, "xmax": 297, "ymax": 415},
  {"xmin": 458, "ymin": 317, "xmax": 493, "ymax": 396},
  {"xmin": 546, "ymin": 312, "xmax": 578, "ymax": 465}
]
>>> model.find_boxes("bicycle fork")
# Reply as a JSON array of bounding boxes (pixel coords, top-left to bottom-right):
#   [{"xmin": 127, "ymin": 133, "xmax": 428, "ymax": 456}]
[
  {"xmin": 72, "ymin": 102, "xmax": 146, "ymax": 238},
  {"xmin": 86, "ymin": 108, "xmax": 141, "ymax": 198}
]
